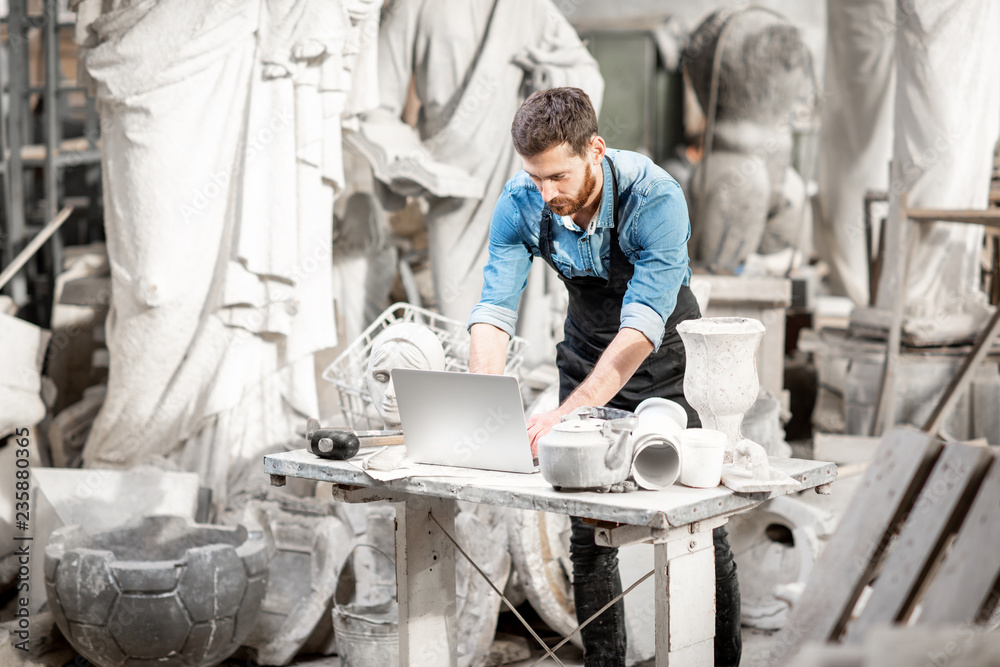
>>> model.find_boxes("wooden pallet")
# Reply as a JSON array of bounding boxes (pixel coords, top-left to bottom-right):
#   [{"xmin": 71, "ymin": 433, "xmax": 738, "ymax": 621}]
[{"xmin": 774, "ymin": 427, "xmax": 1000, "ymax": 665}]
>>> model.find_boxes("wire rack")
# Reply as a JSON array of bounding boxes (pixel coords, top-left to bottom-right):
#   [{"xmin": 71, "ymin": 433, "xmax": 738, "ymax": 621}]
[{"xmin": 321, "ymin": 302, "xmax": 529, "ymax": 430}]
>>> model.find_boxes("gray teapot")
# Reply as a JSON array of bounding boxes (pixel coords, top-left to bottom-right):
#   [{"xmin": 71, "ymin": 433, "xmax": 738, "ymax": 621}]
[{"xmin": 538, "ymin": 407, "xmax": 637, "ymax": 492}]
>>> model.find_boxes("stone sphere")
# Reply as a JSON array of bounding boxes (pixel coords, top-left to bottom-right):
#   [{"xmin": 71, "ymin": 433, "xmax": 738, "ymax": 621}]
[{"xmin": 45, "ymin": 515, "xmax": 268, "ymax": 667}]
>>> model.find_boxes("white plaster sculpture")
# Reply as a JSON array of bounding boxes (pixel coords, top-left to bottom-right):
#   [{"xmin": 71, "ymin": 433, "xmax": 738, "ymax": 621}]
[
  {"xmin": 820, "ymin": 0, "xmax": 999, "ymax": 337},
  {"xmin": 869, "ymin": 0, "xmax": 1000, "ymax": 345},
  {"xmin": 0, "ymin": 310, "xmax": 49, "ymax": 437},
  {"xmin": 365, "ymin": 323, "xmax": 446, "ymax": 429},
  {"xmin": 331, "ymin": 146, "xmax": 399, "ymax": 346},
  {"xmin": 815, "ymin": 0, "xmax": 895, "ymax": 305},
  {"xmin": 677, "ymin": 317, "xmax": 765, "ymax": 458},
  {"xmin": 366, "ymin": 0, "xmax": 604, "ymax": 323},
  {"xmin": 71, "ymin": 0, "xmax": 381, "ymax": 511},
  {"xmin": 677, "ymin": 317, "xmax": 799, "ymax": 493},
  {"xmin": 684, "ymin": 8, "xmax": 817, "ymax": 272}
]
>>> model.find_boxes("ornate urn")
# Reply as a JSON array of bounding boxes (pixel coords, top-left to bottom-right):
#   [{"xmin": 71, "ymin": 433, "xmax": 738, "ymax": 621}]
[{"xmin": 676, "ymin": 317, "xmax": 765, "ymax": 458}]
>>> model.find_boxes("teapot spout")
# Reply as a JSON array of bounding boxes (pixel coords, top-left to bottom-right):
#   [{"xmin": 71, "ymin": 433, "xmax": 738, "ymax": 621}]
[{"xmin": 603, "ymin": 424, "xmax": 634, "ymax": 473}]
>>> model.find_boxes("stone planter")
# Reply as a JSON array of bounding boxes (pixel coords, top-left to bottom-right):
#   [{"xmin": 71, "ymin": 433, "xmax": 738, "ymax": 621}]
[
  {"xmin": 676, "ymin": 317, "xmax": 765, "ymax": 456},
  {"xmin": 44, "ymin": 515, "xmax": 268, "ymax": 667}
]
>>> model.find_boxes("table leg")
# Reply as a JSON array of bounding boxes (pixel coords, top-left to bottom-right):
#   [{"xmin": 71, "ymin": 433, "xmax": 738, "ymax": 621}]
[
  {"xmin": 654, "ymin": 524, "xmax": 717, "ymax": 666},
  {"xmin": 395, "ymin": 497, "xmax": 457, "ymax": 666}
]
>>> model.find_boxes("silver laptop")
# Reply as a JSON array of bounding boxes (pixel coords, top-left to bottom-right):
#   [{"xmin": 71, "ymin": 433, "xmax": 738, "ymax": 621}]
[{"xmin": 391, "ymin": 368, "xmax": 536, "ymax": 473}]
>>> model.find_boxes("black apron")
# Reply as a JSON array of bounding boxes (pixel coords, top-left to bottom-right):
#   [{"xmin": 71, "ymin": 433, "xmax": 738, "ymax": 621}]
[{"xmin": 537, "ymin": 159, "xmax": 702, "ymax": 424}]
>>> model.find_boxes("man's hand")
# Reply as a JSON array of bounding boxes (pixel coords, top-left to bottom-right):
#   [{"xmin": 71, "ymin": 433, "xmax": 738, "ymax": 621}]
[
  {"xmin": 526, "ymin": 408, "xmax": 568, "ymax": 457},
  {"xmin": 526, "ymin": 328, "xmax": 654, "ymax": 458}
]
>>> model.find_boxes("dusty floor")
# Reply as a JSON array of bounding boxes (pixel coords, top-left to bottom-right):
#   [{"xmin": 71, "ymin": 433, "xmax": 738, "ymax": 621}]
[
  {"xmin": 221, "ymin": 626, "xmax": 779, "ymax": 667},
  {"xmin": 501, "ymin": 627, "xmax": 779, "ymax": 666}
]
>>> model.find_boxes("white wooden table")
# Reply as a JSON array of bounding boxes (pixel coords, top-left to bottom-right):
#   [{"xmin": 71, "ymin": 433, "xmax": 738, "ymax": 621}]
[{"xmin": 264, "ymin": 450, "xmax": 837, "ymax": 666}]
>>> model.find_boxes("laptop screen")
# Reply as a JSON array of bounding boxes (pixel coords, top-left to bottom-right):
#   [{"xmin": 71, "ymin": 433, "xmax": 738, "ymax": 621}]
[{"xmin": 391, "ymin": 369, "xmax": 536, "ymax": 473}]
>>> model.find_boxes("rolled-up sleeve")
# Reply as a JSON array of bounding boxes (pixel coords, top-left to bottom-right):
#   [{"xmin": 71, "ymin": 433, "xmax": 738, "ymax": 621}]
[
  {"xmin": 621, "ymin": 179, "xmax": 691, "ymax": 352},
  {"xmin": 620, "ymin": 302, "xmax": 669, "ymax": 351},
  {"xmin": 467, "ymin": 188, "xmax": 533, "ymax": 338}
]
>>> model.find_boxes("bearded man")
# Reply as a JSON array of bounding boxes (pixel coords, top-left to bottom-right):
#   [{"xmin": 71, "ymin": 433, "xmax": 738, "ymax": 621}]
[{"xmin": 468, "ymin": 87, "xmax": 741, "ymax": 667}]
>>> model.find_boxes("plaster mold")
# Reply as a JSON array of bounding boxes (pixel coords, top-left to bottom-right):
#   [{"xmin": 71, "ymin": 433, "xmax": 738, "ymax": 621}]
[
  {"xmin": 538, "ymin": 418, "xmax": 634, "ymax": 492},
  {"xmin": 630, "ymin": 398, "xmax": 686, "ymax": 490},
  {"xmin": 44, "ymin": 516, "xmax": 267, "ymax": 667},
  {"xmin": 237, "ymin": 493, "xmax": 354, "ymax": 665}
]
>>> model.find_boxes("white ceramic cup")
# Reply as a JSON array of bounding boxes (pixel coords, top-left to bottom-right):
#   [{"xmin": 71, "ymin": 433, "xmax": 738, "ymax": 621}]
[{"xmin": 678, "ymin": 428, "xmax": 727, "ymax": 488}]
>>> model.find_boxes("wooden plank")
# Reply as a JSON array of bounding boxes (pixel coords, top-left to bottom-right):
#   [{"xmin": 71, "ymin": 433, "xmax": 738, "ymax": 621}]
[
  {"xmin": 844, "ymin": 443, "xmax": 993, "ymax": 642},
  {"xmin": 864, "ymin": 625, "xmax": 1000, "ymax": 666},
  {"xmin": 784, "ymin": 644, "xmax": 864, "ymax": 667},
  {"xmin": 872, "ymin": 198, "xmax": 912, "ymax": 436},
  {"xmin": 594, "ymin": 515, "xmax": 727, "ymax": 549},
  {"xmin": 396, "ymin": 497, "xmax": 458, "ymax": 666},
  {"xmin": 916, "ymin": 452, "xmax": 1000, "ymax": 625},
  {"xmin": 774, "ymin": 428, "xmax": 941, "ymax": 665},
  {"xmin": 923, "ymin": 307, "xmax": 1000, "ymax": 436},
  {"xmin": 694, "ymin": 274, "xmax": 792, "ymax": 306},
  {"xmin": 655, "ymin": 525, "xmax": 715, "ymax": 666},
  {"xmin": 907, "ymin": 207, "xmax": 1000, "ymax": 227},
  {"xmin": 813, "ymin": 434, "xmax": 881, "ymax": 465},
  {"xmin": 972, "ymin": 371, "xmax": 1000, "ymax": 445}
]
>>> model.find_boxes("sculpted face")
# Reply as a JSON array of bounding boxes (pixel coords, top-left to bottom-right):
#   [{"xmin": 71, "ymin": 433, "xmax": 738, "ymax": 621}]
[
  {"xmin": 364, "ymin": 323, "xmax": 447, "ymax": 429},
  {"xmin": 365, "ymin": 341, "xmax": 428, "ymax": 429}
]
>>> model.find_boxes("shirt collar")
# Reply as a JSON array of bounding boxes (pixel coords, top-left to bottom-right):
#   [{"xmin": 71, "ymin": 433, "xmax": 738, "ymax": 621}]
[{"xmin": 593, "ymin": 155, "xmax": 615, "ymax": 231}]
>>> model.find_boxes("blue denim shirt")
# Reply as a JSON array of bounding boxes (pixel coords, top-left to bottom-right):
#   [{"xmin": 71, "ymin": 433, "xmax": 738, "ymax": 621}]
[{"xmin": 468, "ymin": 149, "xmax": 692, "ymax": 352}]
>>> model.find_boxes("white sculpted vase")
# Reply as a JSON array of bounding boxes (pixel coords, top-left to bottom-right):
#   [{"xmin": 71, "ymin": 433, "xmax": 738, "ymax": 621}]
[{"xmin": 676, "ymin": 317, "xmax": 765, "ymax": 461}]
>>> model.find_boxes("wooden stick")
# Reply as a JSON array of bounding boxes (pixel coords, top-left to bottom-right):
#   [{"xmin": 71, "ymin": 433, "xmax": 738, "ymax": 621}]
[
  {"xmin": 922, "ymin": 306, "xmax": 1000, "ymax": 436},
  {"xmin": 872, "ymin": 194, "xmax": 912, "ymax": 436},
  {"xmin": 357, "ymin": 433, "xmax": 405, "ymax": 447},
  {"xmin": 905, "ymin": 207, "xmax": 1000, "ymax": 226},
  {"xmin": 0, "ymin": 206, "xmax": 74, "ymax": 291}
]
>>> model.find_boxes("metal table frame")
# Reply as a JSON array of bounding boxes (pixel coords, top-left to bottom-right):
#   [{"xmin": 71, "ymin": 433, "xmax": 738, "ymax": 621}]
[{"xmin": 264, "ymin": 450, "xmax": 837, "ymax": 666}]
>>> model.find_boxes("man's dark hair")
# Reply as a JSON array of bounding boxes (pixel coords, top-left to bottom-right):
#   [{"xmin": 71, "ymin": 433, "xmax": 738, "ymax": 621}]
[{"xmin": 511, "ymin": 87, "xmax": 598, "ymax": 158}]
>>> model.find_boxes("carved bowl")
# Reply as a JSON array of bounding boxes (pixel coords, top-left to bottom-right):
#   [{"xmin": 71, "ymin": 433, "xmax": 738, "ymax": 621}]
[{"xmin": 44, "ymin": 515, "xmax": 268, "ymax": 667}]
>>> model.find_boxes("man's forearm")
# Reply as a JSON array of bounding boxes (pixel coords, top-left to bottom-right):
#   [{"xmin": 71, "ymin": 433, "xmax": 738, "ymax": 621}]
[
  {"xmin": 560, "ymin": 327, "xmax": 653, "ymax": 413},
  {"xmin": 469, "ymin": 323, "xmax": 510, "ymax": 375}
]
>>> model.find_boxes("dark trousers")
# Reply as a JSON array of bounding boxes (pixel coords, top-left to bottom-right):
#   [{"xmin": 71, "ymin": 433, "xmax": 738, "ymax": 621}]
[{"xmin": 569, "ymin": 517, "xmax": 742, "ymax": 667}]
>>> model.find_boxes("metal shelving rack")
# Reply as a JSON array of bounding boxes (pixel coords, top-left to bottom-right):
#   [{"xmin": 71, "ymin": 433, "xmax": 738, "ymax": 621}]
[{"xmin": 1, "ymin": 0, "xmax": 101, "ymax": 322}]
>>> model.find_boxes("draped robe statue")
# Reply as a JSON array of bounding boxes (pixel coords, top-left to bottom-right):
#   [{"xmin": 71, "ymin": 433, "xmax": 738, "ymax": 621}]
[
  {"xmin": 820, "ymin": 0, "xmax": 999, "ymax": 343},
  {"xmin": 363, "ymin": 0, "xmax": 604, "ymax": 335},
  {"xmin": 74, "ymin": 0, "xmax": 380, "ymax": 510}
]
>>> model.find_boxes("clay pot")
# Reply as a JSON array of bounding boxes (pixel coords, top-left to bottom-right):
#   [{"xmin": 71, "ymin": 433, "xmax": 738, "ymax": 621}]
[
  {"xmin": 44, "ymin": 515, "xmax": 268, "ymax": 667},
  {"xmin": 678, "ymin": 428, "xmax": 727, "ymax": 488}
]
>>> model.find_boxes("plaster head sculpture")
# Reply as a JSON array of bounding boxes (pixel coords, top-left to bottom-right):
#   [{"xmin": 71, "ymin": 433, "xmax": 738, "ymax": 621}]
[{"xmin": 365, "ymin": 323, "xmax": 447, "ymax": 428}]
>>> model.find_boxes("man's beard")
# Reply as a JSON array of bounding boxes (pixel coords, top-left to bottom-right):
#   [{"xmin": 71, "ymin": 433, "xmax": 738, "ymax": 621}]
[{"xmin": 548, "ymin": 165, "xmax": 597, "ymax": 218}]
